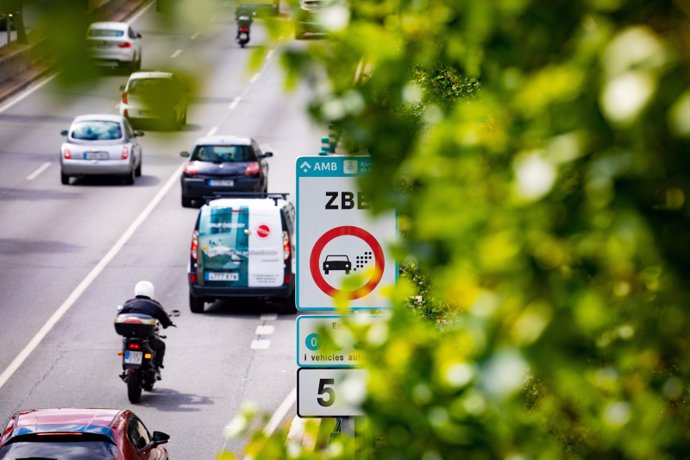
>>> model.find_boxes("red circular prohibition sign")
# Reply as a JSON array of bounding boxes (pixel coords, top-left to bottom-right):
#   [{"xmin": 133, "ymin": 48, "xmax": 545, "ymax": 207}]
[{"xmin": 309, "ymin": 226, "xmax": 385, "ymax": 300}]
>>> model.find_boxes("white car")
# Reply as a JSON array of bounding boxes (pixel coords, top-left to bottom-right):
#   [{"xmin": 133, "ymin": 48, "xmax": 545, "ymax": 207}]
[
  {"xmin": 60, "ymin": 114, "xmax": 144, "ymax": 185},
  {"xmin": 119, "ymin": 71, "xmax": 189, "ymax": 129},
  {"xmin": 87, "ymin": 21, "xmax": 142, "ymax": 70}
]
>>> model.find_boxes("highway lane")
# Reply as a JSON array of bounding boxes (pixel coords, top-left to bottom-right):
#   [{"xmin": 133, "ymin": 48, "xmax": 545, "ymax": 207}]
[{"xmin": 0, "ymin": 2, "xmax": 323, "ymax": 458}]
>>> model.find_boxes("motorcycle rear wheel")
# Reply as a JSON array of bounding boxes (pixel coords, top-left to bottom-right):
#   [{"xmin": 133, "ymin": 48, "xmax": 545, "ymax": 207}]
[{"xmin": 127, "ymin": 372, "xmax": 143, "ymax": 404}]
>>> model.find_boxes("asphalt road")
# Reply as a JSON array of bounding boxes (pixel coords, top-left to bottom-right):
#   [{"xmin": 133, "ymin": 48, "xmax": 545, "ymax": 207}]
[{"xmin": 0, "ymin": 2, "xmax": 322, "ymax": 458}]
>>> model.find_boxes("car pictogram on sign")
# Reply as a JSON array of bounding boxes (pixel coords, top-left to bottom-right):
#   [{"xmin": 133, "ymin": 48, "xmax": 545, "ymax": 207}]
[{"xmin": 322, "ymin": 254, "xmax": 351, "ymax": 275}]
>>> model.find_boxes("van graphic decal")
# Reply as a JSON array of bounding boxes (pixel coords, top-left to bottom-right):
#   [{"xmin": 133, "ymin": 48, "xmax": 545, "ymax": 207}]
[{"xmin": 199, "ymin": 206, "xmax": 250, "ymax": 286}]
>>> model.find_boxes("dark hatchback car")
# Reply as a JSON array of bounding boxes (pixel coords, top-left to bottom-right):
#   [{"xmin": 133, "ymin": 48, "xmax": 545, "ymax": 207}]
[
  {"xmin": 0, "ymin": 408, "xmax": 170, "ymax": 460},
  {"xmin": 180, "ymin": 135, "xmax": 272, "ymax": 207}
]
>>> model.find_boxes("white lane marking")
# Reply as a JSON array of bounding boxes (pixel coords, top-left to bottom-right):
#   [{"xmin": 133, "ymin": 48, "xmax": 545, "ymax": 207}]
[
  {"xmin": 263, "ymin": 388, "xmax": 297, "ymax": 436},
  {"xmin": 222, "ymin": 388, "xmax": 297, "ymax": 456},
  {"xmin": 255, "ymin": 325, "xmax": 275, "ymax": 335},
  {"xmin": 207, "ymin": 126, "xmax": 218, "ymax": 137},
  {"xmin": 127, "ymin": 1, "xmax": 154, "ymax": 24},
  {"xmin": 0, "ymin": 75, "xmax": 56, "ymax": 114},
  {"xmin": 0, "ymin": 162, "xmax": 186, "ymax": 391},
  {"xmin": 251, "ymin": 339, "xmax": 271, "ymax": 349},
  {"xmin": 260, "ymin": 313, "xmax": 277, "ymax": 321},
  {"xmin": 190, "ymin": 32, "xmax": 200, "ymax": 40},
  {"xmin": 171, "ymin": 49, "xmax": 183, "ymax": 58},
  {"xmin": 27, "ymin": 162, "xmax": 51, "ymax": 181},
  {"xmin": 265, "ymin": 49, "xmax": 274, "ymax": 61},
  {"xmin": 250, "ymin": 72, "xmax": 261, "ymax": 84},
  {"xmin": 228, "ymin": 97, "xmax": 241, "ymax": 111}
]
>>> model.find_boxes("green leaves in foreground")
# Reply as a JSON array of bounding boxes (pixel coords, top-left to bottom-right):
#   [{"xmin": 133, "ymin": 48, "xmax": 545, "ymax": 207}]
[{"xmin": 228, "ymin": 0, "xmax": 690, "ymax": 458}]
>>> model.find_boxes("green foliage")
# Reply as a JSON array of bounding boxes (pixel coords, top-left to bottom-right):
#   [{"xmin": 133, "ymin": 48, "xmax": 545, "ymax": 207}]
[{"xmin": 225, "ymin": 0, "xmax": 690, "ymax": 458}]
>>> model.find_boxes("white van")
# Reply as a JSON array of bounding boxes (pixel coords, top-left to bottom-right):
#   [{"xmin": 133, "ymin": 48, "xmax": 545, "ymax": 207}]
[{"xmin": 187, "ymin": 194, "xmax": 295, "ymax": 313}]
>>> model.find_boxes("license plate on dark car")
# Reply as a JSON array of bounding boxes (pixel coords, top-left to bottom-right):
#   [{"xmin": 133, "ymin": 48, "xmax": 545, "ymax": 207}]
[{"xmin": 208, "ymin": 179, "xmax": 235, "ymax": 187}]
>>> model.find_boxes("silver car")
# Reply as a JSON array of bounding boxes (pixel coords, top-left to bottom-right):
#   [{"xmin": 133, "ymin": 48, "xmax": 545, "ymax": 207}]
[
  {"xmin": 87, "ymin": 21, "xmax": 142, "ymax": 70},
  {"xmin": 60, "ymin": 114, "xmax": 144, "ymax": 185}
]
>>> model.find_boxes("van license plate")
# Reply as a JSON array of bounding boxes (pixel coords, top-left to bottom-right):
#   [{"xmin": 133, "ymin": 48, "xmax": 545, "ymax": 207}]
[
  {"xmin": 124, "ymin": 351, "xmax": 143, "ymax": 365},
  {"xmin": 209, "ymin": 179, "xmax": 234, "ymax": 187},
  {"xmin": 206, "ymin": 272, "xmax": 239, "ymax": 281}
]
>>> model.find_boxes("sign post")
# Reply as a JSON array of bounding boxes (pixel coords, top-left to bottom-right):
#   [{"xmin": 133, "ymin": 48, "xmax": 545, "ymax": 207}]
[{"xmin": 295, "ymin": 155, "xmax": 396, "ymax": 421}]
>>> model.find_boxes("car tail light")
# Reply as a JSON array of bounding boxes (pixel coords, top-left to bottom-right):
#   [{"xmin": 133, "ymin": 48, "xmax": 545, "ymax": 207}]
[
  {"xmin": 121, "ymin": 145, "xmax": 129, "ymax": 160},
  {"xmin": 127, "ymin": 343, "xmax": 142, "ymax": 350},
  {"xmin": 189, "ymin": 272, "xmax": 197, "ymax": 283},
  {"xmin": 122, "ymin": 91, "xmax": 128, "ymax": 104},
  {"xmin": 245, "ymin": 162, "xmax": 260, "ymax": 176},
  {"xmin": 183, "ymin": 162, "xmax": 198, "ymax": 176},
  {"xmin": 62, "ymin": 148, "xmax": 71, "ymax": 160},
  {"xmin": 283, "ymin": 230, "xmax": 290, "ymax": 261},
  {"xmin": 191, "ymin": 230, "xmax": 199, "ymax": 261},
  {"xmin": 240, "ymin": 26, "xmax": 249, "ymax": 32},
  {"xmin": 284, "ymin": 273, "xmax": 292, "ymax": 284},
  {"xmin": 119, "ymin": 42, "xmax": 132, "ymax": 48}
]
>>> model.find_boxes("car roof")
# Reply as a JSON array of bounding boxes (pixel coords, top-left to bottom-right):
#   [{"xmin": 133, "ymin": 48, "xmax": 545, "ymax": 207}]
[
  {"xmin": 206, "ymin": 197, "xmax": 290, "ymax": 211},
  {"xmin": 127, "ymin": 71, "xmax": 174, "ymax": 80},
  {"xmin": 2, "ymin": 408, "xmax": 123, "ymax": 443},
  {"xmin": 194, "ymin": 135, "xmax": 253, "ymax": 146},
  {"xmin": 72, "ymin": 114, "xmax": 124, "ymax": 123},
  {"xmin": 88, "ymin": 21, "xmax": 128, "ymax": 30}
]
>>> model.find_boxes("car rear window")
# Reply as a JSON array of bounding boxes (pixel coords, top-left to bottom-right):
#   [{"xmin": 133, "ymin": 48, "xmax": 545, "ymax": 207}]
[
  {"xmin": 88, "ymin": 29, "xmax": 125, "ymax": 37},
  {"xmin": 199, "ymin": 206, "xmax": 249, "ymax": 236},
  {"xmin": 127, "ymin": 78, "xmax": 177, "ymax": 96},
  {"xmin": 192, "ymin": 145, "xmax": 256, "ymax": 162},
  {"xmin": 0, "ymin": 441, "xmax": 118, "ymax": 459},
  {"xmin": 71, "ymin": 121, "xmax": 123, "ymax": 141}
]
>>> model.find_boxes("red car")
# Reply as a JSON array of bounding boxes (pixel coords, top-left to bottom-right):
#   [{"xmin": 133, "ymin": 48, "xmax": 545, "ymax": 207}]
[{"xmin": 0, "ymin": 408, "xmax": 169, "ymax": 459}]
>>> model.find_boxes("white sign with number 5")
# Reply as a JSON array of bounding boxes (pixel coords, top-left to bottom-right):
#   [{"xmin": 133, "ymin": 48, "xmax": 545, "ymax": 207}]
[{"xmin": 297, "ymin": 368, "xmax": 368, "ymax": 417}]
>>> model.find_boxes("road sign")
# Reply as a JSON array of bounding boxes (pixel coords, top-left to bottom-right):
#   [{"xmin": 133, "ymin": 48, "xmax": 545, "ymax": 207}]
[
  {"xmin": 297, "ymin": 368, "xmax": 367, "ymax": 417},
  {"xmin": 296, "ymin": 156, "xmax": 397, "ymax": 310},
  {"xmin": 297, "ymin": 315, "xmax": 373, "ymax": 367}
]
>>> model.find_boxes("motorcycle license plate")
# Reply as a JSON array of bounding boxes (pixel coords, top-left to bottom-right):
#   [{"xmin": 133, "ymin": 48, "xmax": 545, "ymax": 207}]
[{"xmin": 124, "ymin": 351, "xmax": 143, "ymax": 365}]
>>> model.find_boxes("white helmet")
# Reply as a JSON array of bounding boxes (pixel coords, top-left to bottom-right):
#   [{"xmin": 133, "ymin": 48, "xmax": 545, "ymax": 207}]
[{"xmin": 134, "ymin": 280, "xmax": 155, "ymax": 299}]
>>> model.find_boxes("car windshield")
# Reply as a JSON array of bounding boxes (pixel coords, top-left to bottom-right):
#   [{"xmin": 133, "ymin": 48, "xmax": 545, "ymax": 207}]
[
  {"xmin": 88, "ymin": 29, "xmax": 125, "ymax": 37},
  {"xmin": 192, "ymin": 145, "xmax": 255, "ymax": 162},
  {"xmin": 0, "ymin": 441, "xmax": 118, "ymax": 459},
  {"xmin": 70, "ymin": 121, "xmax": 123, "ymax": 141},
  {"xmin": 327, "ymin": 255, "xmax": 349, "ymax": 262}
]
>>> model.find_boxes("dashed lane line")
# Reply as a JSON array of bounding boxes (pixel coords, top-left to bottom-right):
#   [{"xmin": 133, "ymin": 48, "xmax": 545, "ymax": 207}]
[{"xmin": 27, "ymin": 162, "xmax": 51, "ymax": 181}]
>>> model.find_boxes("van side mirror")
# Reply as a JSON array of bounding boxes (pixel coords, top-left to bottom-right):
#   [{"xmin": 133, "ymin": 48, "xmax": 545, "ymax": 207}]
[
  {"xmin": 134, "ymin": 131, "xmax": 145, "ymax": 137},
  {"xmin": 180, "ymin": 151, "xmax": 190, "ymax": 158},
  {"xmin": 136, "ymin": 32, "xmax": 142, "ymax": 39},
  {"xmin": 119, "ymin": 84, "xmax": 126, "ymax": 91},
  {"xmin": 261, "ymin": 151, "xmax": 273, "ymax": 158},
  {"xmin": 60, "ymin": 130, "xmax": 68, "ymax": 136}
]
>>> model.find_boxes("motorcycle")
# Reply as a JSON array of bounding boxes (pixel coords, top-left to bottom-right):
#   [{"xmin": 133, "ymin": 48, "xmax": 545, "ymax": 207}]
[
  {"xmin": 114, "ymin": 308, "xmax": 180, "ymax": 403},
  {"xmin": 236, "ymin": 13, "xmax": 253, "ymax": 48}
]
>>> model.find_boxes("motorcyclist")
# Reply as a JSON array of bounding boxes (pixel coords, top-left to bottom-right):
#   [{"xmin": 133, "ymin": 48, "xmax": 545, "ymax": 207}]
[
  {"xmin": 235, "ymin": 5, "xmax": 253, "ymax": 44},
  {"xmin": 119, "ymin": 281, "xmax": 173, "ymax": 372}
]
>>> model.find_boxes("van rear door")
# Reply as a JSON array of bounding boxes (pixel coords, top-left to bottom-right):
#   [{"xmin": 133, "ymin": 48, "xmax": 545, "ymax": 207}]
[{"xmin": 197, "ymin": 205, "xmax": 249, "ymax": 286}]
